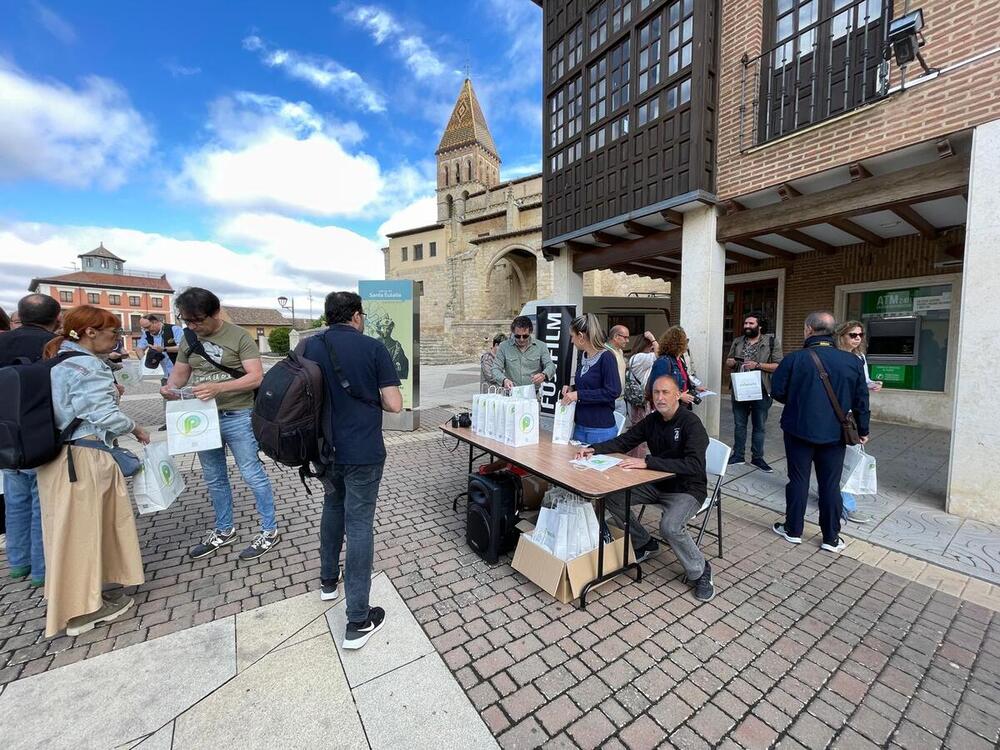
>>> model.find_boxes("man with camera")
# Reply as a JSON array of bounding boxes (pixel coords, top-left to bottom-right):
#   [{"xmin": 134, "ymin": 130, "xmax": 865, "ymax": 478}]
[
  {"xmin": 137, "ymin": 314, "xmax": 184, "ymax": 430},
  {"xmin": 491, "ymin": 315, "xmax": 556, "ymax": 390},
  {"xmin": 726, "ymin": 313, "xmax": 782, "ymax": 472}
]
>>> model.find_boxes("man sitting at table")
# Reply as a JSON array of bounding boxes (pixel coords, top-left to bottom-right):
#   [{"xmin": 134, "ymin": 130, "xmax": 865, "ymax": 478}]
[{"xmin": 575, "ymin": 374, "xmax": 714, "ymax": 602}]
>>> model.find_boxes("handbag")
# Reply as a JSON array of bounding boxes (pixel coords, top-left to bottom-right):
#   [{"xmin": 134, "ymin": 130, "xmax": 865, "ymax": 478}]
[
  {"xmin": 66, "ymin": 438, "xmax": 142, "ymax": 480},
  {"xmin": 808, "ymin": 350, "xmax": 861, "ymax": 446}
]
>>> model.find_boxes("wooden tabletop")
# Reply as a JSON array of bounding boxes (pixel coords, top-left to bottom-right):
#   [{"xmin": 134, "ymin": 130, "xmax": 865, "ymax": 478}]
[{"xmin": 440, "ymin": 422, "xmax": 674, "ymax": 499}]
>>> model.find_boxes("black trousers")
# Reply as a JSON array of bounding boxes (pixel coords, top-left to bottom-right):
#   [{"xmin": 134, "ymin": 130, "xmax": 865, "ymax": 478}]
[{"xmin": 783, "ymin": 432, "xmax": 845, "ymax": 543}]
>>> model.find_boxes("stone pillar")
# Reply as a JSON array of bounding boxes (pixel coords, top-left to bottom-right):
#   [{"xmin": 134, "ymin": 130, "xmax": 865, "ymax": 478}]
[
  {"xmin": 549, "ymin": 247, "xmax": 583, "ymax": 312},
  {"xmin": 680, "ymin": 204, "xmax": 726, "ymax": 438},
  {"xmin": 948, "ymin": 118, "xmax": 1000, "ymax": 523}
]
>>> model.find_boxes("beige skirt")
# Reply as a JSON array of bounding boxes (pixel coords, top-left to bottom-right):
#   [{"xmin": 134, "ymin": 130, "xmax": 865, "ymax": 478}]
[{"xmin": 36, "ymin": 445, "xmax": 145, "ymax": 637}]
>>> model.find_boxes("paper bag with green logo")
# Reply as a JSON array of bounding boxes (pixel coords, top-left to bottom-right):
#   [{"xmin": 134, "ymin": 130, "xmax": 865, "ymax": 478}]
[
  {"xmin": 511, "ymin": 398, "xmax": 540, "ymax": 447},
  {"xmin": 133, "ymin": 441, "xmax": 186, "ymax": 514},
  {"xmin": 166, "ymin": 398, "xmax": 222, "ymax": 455},
  {"xmin": 551, "ymin": 401, "xmax": 576, "ymax": 445}
]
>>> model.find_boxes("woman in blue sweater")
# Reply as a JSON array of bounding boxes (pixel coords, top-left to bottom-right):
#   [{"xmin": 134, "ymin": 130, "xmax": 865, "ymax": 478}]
[{"xmin": 561, "ymin": 314, "xmax": 622, "ymax": 444}]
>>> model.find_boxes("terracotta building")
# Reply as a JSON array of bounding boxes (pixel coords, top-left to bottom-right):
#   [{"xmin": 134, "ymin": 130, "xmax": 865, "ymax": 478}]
[
  {"xmin": 219, "ymin": 306, "xmax": 291, "ymax": 354},
  {"xmin": 532, "ymin": 0, "xmax": 1000, "ymax": 522},
  {"xmin": 29, "ymin": 244, "xmax": 174, "ymax": 353},
  {"xmin": 383, "ymin": 78, "xmax": 672, "ymax": 362}
]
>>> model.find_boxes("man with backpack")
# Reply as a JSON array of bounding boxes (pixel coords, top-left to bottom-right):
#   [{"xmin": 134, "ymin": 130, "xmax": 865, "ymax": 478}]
[
  {"xmin": 725, "ymin": 313, "xmax": 783, "ymax": 472},
  {"xmin": 0, "ymin": 294, "xmax": 62, "ymax": 586},
  {"xmin": 302, "ymin": 291, "xmax": 401, "ymax": 650},
  {"xmin": 159, "ymin": 287, "xmax": 279, "ymax": 561}
]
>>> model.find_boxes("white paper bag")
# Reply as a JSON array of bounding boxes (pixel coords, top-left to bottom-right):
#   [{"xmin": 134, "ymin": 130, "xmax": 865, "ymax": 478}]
[
  {"xmin": 511, "ymin": 399, "xmax": 540, "ymax": 447},
  {"xmin": 142, "ymin": 362, "xmax": 164, "ymax": 381},
  {"xmin": 166, "ymin": 398, "xmax": 222, "ymax": 455},
  {"xmin": 532, "ymin": 506, "xmax": 557, "ymax": 553},
  {"xmin": 841, "ymin": 445, "xmax": 877, "ymax": 495},
  {"xmin": 471, "ymin": 393, "xmax": 484, "ymax": 434},
  {"xmin": 116, "ymin": 360, "xmax": 144, "ymax": 387},
  {"xmin": 133, "ymin": 442, "xmax": 186, "ymax": 514},
  {"xmin": 504, "ymin": 401, "xmax": 518, "ymax": 446},
  {"xmin": 551, "ymin": 400, "xmax": 576, "ymax": 445},
  {"xmin": 510, "ymin": 384, "xmax": 535, "ymax": 400},
  {"xmin": 731, "ymin": 370, "xmax": 763, "ymax": 402}
]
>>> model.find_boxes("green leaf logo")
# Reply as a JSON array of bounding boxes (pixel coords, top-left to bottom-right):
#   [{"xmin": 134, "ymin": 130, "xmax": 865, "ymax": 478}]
[
  {"xmin": 159, "ymin": 461, "xmax": 174, "ymax": 485},
  {"xmin": 176, "ymin": 412, "xmax": 208, "ymax": 436}
]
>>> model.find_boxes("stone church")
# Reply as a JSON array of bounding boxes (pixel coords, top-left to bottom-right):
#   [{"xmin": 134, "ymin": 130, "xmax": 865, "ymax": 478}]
[{"xmin": 383, "ymin": 78, "xmax": 670, "ymax": 363}]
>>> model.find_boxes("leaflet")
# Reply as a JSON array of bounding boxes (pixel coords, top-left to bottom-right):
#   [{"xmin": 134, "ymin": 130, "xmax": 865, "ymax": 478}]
[{"xmin": 570, "ymin": 455, "xmax": 623, "ymax": 472}]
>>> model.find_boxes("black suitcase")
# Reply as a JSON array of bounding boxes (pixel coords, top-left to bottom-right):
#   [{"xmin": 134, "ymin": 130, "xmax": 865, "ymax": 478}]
[{"xmin": 466, "ymin": 471, "xmax": 522, "ymax": 564}]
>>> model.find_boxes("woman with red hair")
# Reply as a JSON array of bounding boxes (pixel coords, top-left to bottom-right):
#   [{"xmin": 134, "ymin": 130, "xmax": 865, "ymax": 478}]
[{"xmin": 37, "ymin": 305, "xmax": 149, "ymax": 637}]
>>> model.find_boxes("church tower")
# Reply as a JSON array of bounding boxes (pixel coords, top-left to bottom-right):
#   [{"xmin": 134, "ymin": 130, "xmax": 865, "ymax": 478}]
[{"xmin": 436, "ymin": 78, "xmax": 501, "ymax": 222}]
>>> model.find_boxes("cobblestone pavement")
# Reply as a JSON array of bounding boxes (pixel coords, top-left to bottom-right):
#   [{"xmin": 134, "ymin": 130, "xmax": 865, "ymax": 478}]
[{"xmin": 1, "ymin": 406, "xmax": 999, "ymax": 749}]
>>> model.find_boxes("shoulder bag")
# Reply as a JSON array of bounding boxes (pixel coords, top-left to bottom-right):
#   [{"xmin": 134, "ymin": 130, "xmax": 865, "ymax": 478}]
[{"xmin": 808, "ymin": 349, "xmax": 861, "ymax": 445}]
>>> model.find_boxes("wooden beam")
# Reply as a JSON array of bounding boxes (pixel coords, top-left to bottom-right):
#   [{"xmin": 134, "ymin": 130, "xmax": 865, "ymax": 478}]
[
  {"xmin": 660, "ymin": 209, "xmax": 685, "ymax": 226},
  {"xmin": 937, "ymin": 139, "xmax": 955, "ymax": 159},
  {"xmin": 731, "ymin": 237, "xmax": 800, "ymax": 260},
  {"xmin": 722, "ymin": 200, "xmax": 745, "ymax": 215},
  {"xmin": 717, "ymin": 154, "xmax": 970, "ymax": 242},
  {"xmin": 573, "ymin": 229, "xmax": 682, "ymax": 273},
  {"xmin": 624, "ymin": 221, "xmax": 658, "ymax": 237},
  {"xmin": 776, "ymin": 229, "xmax": 836, "ymax": 254},
  {"xmin": 850, "ymin": 161, "xmax": 938, "ymax": 240},
  {"xmin": 629, "ymin": 258, "xmax": 679, "ymax": 273},
  {"xmin": 565, "ymin": 240, "xmax": 593, "ymax": 253},
  {"xmin": 591, "ymin": 231, "xmax": 620, "ymax": 245},
  {"xmin": 779, "ymin": 181, "xmax": 884, "ymax": 247},
  {"xmin": 612, "ymin": 262, "xmax": 677, "ymax": 280}
]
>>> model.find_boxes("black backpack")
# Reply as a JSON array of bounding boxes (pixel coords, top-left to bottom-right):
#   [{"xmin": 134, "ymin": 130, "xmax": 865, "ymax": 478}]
[
  {"xmin": 0, "ymin": 351, "xmax": 86, "ymax": 470},
  {"xmin": 251, "ymin": 351, "xmax": 325, "ymax": 472}
]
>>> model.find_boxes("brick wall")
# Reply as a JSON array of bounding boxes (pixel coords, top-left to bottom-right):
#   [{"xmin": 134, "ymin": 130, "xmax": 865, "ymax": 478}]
[{"xmin": 716, "ymin": 0, "xmax": 1000, "ymax": 198}]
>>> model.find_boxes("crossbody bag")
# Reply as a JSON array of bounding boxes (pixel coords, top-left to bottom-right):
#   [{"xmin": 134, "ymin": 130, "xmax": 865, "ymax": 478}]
[{"xmin": 808, "ymin": 350, "xmax": 861, "ymax": 446}]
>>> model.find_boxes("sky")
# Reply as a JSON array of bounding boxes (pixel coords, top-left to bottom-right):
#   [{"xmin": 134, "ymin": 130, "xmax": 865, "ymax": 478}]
[{"xmin": 0, "ymin": 1, "xmax": 542, "ymax": 318}]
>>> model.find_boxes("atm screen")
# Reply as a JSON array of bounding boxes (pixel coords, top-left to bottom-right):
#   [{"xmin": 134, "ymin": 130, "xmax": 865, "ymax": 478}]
[{"xmin": 866, "ymin": 317, "xmax": 920, "ymax": 365}]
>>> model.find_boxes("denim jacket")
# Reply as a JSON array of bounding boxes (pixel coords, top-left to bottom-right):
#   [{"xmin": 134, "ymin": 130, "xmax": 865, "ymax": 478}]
[{"xmin": 50, "ymin": 342, "xmax": 135, "ymax": 447}]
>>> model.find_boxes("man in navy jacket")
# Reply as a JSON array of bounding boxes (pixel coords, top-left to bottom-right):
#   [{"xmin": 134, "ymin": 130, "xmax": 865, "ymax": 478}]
[{"xmin": 770, "ymin": 311, "xmax": 870, "ymax": 552}]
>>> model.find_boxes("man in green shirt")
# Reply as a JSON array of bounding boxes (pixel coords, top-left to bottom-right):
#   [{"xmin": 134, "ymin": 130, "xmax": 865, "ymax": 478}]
[
  {"xmin": 161, "ymin": 287, "xmax": 279, "ymax": 562},
  {"xmin": 491, "ymin": 315, "xmax": 557, "ymax": 389}
]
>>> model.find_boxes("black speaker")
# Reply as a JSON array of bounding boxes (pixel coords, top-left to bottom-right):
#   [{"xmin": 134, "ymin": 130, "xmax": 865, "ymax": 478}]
[{"xmin": 466, "ymin": 471, "xmax": 521, "ymax": 564}]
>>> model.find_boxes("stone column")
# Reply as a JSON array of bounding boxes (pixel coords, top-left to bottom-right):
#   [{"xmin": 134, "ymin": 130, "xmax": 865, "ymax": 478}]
[
  {"xmin": 680, "ymin": 204, "xmax": 726, "ymax": 438},
  {"xmin": 548, "ymin": 247, "xmax": 583, "ymax": 312},
  {"xmin": 948, "ymin": 117, "xmax": 1000, "ymax": 523}
]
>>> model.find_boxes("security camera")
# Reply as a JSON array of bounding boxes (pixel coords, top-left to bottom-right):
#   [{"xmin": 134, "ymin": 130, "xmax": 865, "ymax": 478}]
[{"xmin": 884, "ymin": 9, "xmax": 935, "ymax": 75}]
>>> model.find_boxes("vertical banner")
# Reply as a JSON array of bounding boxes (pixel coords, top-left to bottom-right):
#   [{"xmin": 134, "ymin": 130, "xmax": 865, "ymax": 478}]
[
  {"xmin": 359, "ymin": 280, "xmax": 418, "ymax": 410},
  {"xmin": 537, "ymin": 305, "xmax": 577, "ymax": 418}
]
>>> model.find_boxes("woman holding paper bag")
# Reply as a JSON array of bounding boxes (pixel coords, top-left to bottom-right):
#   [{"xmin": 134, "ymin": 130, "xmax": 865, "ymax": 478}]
[
  {"xmin": 561, "ymin": 314, "xmax": 621, "ymax": 444},
  {"xmin": 836, "ymin": 320, "xmax": 880, "ymax": 524},
  {"xmin": 37, "ymin": 305, "xmax": 149, "ymax": 638}
]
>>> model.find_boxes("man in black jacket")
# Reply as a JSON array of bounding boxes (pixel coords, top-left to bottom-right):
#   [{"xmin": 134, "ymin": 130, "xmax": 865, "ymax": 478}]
[
  {"xmin": 0, "ymin": 294, "xmax": 60, "ymax": 366},
  {"xmin": 770, "ymin": 311, "xmax": 870, "ymax": 553},
  {"xmin": 576, "ymin": 374, "xmax": 714, "ymax": 602}
]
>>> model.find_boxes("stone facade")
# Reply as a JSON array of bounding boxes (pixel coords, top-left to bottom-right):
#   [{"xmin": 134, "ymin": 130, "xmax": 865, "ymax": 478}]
[{"xmin": 385, "ymin": 79, "xmax": 671, "ymax": 362}]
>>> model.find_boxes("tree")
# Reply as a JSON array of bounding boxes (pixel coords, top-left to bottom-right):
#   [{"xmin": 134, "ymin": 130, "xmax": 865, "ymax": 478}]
[{"xmin": 268, "ymin": 326, "xmax": 291, "ymax": 355}]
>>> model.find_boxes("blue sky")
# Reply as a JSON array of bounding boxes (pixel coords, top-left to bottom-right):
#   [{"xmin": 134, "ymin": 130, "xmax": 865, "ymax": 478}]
[{"xmin": 0, "ymin": 1, "xmax": 542, "ymax": 313}]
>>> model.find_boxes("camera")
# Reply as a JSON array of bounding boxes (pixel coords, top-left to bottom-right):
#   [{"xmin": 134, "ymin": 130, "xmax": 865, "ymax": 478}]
[{"xmin": 451, "ymin": 412, "xmax": 472, "ymax": 428}]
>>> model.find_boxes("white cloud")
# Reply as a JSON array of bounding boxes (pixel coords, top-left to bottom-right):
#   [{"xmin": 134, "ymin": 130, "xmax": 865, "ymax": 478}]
[
  {"xmin": 32, "ymin": 2, "xmax": 76, "ymax": 44},
  {"xmin": 376, "ymin": 196, "xmax": 438, "ymax": 240},
  {"xmin": 173, "ymin": 92, "xmax": 430, "ymax": 219},
  {"xmin": 242, "ymin": 35, "xmax": 385, "ymax": 113},
  {"xmin": 163, "ymin": 59, "xmax": 201, "ymax": 77},
  {"xmin": 341, "ymin": 5, "xmax": 452, "ymax": 81},
  {"xmin": 0, "ymin": 218, "xmax": 385, "ymax": 314},
  {"xmin": 0, "ymin": 60, "xmax": 153, "ymax": 189}
]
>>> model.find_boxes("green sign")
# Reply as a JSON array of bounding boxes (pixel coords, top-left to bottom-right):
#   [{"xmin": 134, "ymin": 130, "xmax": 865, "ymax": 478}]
[
  {"xmin": 872, "ymin": 290, "xmax": 912, "ymax": 314},
  {"xmin": 869, "ymin": 365, "xmax": 908, "ymax": 386}
]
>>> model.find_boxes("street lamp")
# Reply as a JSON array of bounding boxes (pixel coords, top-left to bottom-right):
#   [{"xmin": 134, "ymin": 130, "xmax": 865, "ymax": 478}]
[{"xmin": 277, "ymin": 296, "xmax": 295, "ymax": 328}]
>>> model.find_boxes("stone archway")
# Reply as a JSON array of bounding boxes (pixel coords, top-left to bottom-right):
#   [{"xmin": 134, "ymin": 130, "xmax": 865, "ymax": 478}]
[{"xmin": 485, "ymin": 246, "xmax": 538, "ymax": 319}]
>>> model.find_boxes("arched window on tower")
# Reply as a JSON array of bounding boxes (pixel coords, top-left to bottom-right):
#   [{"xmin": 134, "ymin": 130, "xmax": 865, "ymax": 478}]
[
  {"xmin": 444, "ymin": 165, "xmax": 449, "ymax": 186},
  {"xmin": 455, "ymin": 161, "xmax": 461, "ymax": 183},
  {"xmin": 467, "ymin": 159, "xmax": 472, "ymax": 182},
  {"xmin": 446, "ymin": 194, "xmax": 454, "ymax": 218}
]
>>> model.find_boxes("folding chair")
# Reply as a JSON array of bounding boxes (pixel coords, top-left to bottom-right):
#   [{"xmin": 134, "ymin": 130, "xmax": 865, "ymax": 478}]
[{"xmin": 636, "ymin": 437, "xmax": 732, "ymax": 559}]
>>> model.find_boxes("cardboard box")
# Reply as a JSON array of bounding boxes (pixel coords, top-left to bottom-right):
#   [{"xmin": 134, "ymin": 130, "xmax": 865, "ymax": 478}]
[
  {"xmin": 511, "ymin": 521, "xmax": 634, "ymax": 604},
  {"xmin": 476, "ymin": 462, "xmax": 549, "ymax": 511}
]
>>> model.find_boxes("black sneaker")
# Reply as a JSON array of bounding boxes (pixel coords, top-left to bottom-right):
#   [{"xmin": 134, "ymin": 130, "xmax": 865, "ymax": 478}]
[
  {"xmin": 239, "ymin": 530, "xmax": 281, "ymax": 561},
  {"xmin": 320, "ymin": 578, "xmax": 339, "ymax": 602},
  {"xmin": 750, "ymin": 457, "xmax": 774, "ymax": 473},
  {"xmin": 633, "ymin": 538, "xmax": 659, "ymax": 563},
  {"xmin": 343, "ymin": 606, "xmax": 386, "ymax": 651},
  {"xmin": 727, "ymin": 455, "xmax": 745, "ymax": 466},
  {"xmin": 189, "ymin": 527, "xmax": 236, "ymax": 559},
  {"xmin": 772, "ymin": 522, "xmax": 802, "ymax": 545},
  {"xmin": 821, "ymin": 537, "xmax": 847, "ymax": 553},
  {"xmin": 693, "ymin": 561, "xmax": 715, "ymax": 602},
  {"xmin": 157, "ymin": 424, "xmax": 167, "ymax": 431}
]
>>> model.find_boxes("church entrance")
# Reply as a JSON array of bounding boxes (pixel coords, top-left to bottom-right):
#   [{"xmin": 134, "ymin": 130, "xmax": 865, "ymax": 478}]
[{"xmin": 486, "ymin": 248, "xmax": 538, "ymax": 320}]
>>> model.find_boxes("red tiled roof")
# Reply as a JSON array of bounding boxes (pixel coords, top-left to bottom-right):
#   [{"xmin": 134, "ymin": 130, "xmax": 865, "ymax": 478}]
[{"xmin": 30, "ymin": 271, "xmax": 174, "ymax": 292}]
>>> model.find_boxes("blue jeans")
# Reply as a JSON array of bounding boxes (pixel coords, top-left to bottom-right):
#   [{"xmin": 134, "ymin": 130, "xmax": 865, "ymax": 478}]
[
  {"xmin": 842, "ymin": 492, "xmax": 856, "ymax": 513},
  {"xmin": 573, "ymin": 425, "xmax": 620, "ymax": 444},
  {"xmin": 197, "ymin": 409, "xmax": 277, "ymax": 532},
  {"xmin": 731, "ymin": 394, "xmax": 772, "ymax": 461},
  {"xmin": 320, "ymin": 463, "xmax": 384, "ymax": 623},
  {"xmin": 3, "ymin": 469, "xmax": 44, "ymax": 578}
]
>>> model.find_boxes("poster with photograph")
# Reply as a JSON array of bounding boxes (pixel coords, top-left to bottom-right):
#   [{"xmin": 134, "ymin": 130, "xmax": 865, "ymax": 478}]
[{"xmin": 359, "ymin": 280, "xmax": 417, "ymax": 409}]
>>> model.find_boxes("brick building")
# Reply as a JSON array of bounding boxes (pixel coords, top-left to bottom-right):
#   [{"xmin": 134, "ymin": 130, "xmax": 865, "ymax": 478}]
[
  {"xmin": 219, "ymin": 306, "xmax": 290, "ymax": 354},
  {"xmin": 532, "ymin": 0, "xmax": 1000, "ymax": 522},
  {"xmin": 29, "ymin": 244, "xmax": 174, "ymax": 353}
]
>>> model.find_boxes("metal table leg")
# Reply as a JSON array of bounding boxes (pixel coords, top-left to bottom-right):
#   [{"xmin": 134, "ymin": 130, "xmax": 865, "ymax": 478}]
[{"xmin": 578, "ymin": 488, "xmax": 643, "ymax": 610}]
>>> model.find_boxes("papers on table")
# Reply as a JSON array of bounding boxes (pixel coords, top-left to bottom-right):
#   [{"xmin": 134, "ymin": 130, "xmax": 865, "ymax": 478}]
[{"xmin": 570, "ymin": 455, "xmax": 623, "ymax": 472}]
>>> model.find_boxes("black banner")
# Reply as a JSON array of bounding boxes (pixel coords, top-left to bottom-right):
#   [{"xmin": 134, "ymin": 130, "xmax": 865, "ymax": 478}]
[{"xmin": 537, "ymin": 305, "xmax": 577, "ymax": 417}]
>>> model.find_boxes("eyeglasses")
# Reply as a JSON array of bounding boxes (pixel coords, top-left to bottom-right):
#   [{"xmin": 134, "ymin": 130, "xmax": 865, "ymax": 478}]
[
  {"xmin": 513, "ymin": 334, "xmax": 531, "ymax": 340},
  {"xmin": 848, "ymin": 332, "xmax": 864, "ymax": 339},
  {"xmin": 180, "ymin": 316, "xmax": 206, "ymax": 324},
  {"xmin": 614, "ymin": 333, "xmax": 628, "ymax": 339}
]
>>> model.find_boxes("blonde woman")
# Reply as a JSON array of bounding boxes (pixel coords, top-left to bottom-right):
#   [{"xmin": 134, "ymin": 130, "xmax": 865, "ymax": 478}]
[
  {"xmin": 37, "ymin": 305, "xmax": 149, "ymax": 637},
  {"xmin": 561, "ymin": 314, "xmax": 621, "ymax": 444},
  {"xmin": 835, "ymin": 319, "xmax": 879, "ymax": 524}
]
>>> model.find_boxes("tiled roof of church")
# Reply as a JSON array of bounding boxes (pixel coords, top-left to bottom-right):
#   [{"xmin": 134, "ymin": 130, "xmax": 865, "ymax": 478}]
[{"xmin": 435, "ymin": 78, "xmax": 500, "ymax": 160}]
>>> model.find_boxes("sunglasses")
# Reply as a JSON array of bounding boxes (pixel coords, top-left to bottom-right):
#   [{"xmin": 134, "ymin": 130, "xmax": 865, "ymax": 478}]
[
  {"xmin": 848, "ymin": 332, "xmax": 864, "ymax": 339},
  {"xmin": 513, "ymin": 334, "xmax": 531, "ymax": 340}
]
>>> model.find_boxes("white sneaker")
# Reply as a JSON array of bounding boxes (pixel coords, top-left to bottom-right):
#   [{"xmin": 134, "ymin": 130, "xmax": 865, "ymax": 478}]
[
  {"xmin": 772, "ymin": 522, "xmax": 802, "ymax": 544},
  {"xmin": 821, "ymin": 537, "xmax": 847, "ymax": 553},
  {"xmin": 0, "ymin": 533, "xmax": 6, "ymax": 550},
  {"xmin": 320, "ymin": 579, "xmax": 339, "ymax": 601}
]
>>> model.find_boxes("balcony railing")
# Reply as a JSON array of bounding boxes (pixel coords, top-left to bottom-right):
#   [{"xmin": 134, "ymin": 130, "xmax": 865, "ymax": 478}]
[{"xmin": 740, "ymin": 0, "xmax": 891, "ymax": 149}]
